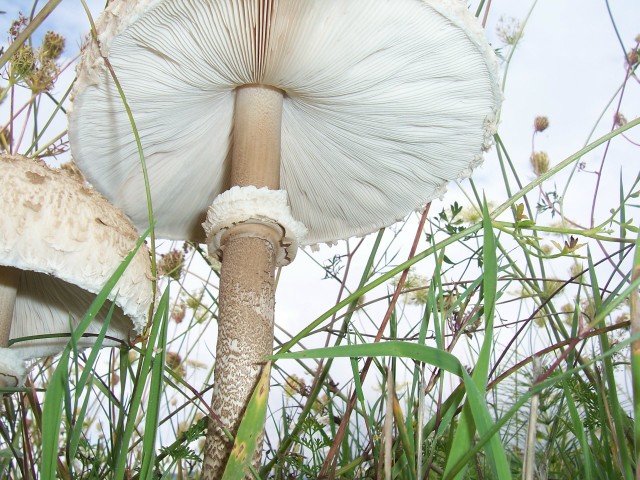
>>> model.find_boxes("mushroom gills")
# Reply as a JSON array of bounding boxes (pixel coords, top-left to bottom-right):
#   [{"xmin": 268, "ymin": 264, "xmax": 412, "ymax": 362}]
[
  {"xmin": 9, "ymin": 270, "xmax": 133, "ymax": 360},
  {"xmin": 0, "ymin": 266, "xmax": 20, "ymax": 347}
]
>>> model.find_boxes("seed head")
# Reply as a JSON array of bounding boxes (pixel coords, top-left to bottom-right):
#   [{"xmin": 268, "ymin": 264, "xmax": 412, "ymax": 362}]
[
  {"xmin": 11, "ymin": 45, "xmax": 35, "ymax": 79},
  {"xmin": 158, "ymin": 249, "xmax": 185, "ymax": 280},
  {"xmin": 9, "ymin": 15, "xmax": 28, "ymax": 40},
  {"xmin": 41, "ymin": 31, "xmax": 65, "ymax": 60},
  {"xmin": 626, "ymin": 48, "xmax": 639, "ymax": 68},
  {"xmin": 171, "ymin": 303, "xmax": 186, "ymax": 324},
  {"xmin": 534, "ymin": 116, "xmax": 549, "ymax": 133},
  {"xmin": 614, "ymin": 112, "xmax": 627, "ymax": 127},
  {"xmin": 530, "ymin": 151, "xmax": 550, "ymax": 176}
]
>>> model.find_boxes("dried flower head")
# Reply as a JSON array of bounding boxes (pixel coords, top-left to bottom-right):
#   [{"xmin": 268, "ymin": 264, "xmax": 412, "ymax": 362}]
[
  {"xmin": 28, "ymin": 57, "xmax": 59, "ymax": 92},
  {"xmin": 534, "ymin": 116, "xmax": 549, "ymax": 133},
  {"xmin": 9, "ymin": 14, "xmax": 28, "ymax": 40},
  {"xmin": 166, "ymin": 351, "xmax": 186, "ymax": 378},
  {"xmin": 171, "ymin": 302, "xmax": 186, "ymax": 324},
  {"xmin": 626, "ymin": 48, "xmax": 639, "ymax": 69},
  {"xmin": 158, "ymin": 249, "xmax": 185, "ymax": 280},
  {"xmin": 614, "ymin": 112, "xmax": 628, "ymax": 127},
  {"xmin": 0, "ymin": 127, "xmax": 12, "ymax": 152},
  {"xmin": 41, "ymin": 31, "xmax": 65, "ymax": 60},
  {"xmin": 530, "ymin": 151, "xmax": 550, "ymax": 176},
  {"xmin": 11, "ymin": 44, "xmax": 35, "ymax": 79},
  {"xmin": 284, "ymin": 374, "xmax": 306, "ymax": 397},
  {"xmin": 6, "ymin": 16, "xmax": 66, "ymax": 93}
]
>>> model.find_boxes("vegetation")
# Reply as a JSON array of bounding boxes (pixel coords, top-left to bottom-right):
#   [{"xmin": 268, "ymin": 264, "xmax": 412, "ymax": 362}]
[{"xmin": 0, "ymin": 1, "xmax": 639, "ymax": 478}]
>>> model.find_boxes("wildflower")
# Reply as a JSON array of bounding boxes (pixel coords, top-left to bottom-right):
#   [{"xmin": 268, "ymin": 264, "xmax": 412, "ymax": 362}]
[
  {"xmin": 391, "ymin": 268, "xmax": 429, "ymax": 305},
  {"xmin": 530, "ymin": 151, "xmax": 550, "ymax": 176},
  {"xmin": 496, "ymin": 16, "xmax": 523, "ymax": 46}
]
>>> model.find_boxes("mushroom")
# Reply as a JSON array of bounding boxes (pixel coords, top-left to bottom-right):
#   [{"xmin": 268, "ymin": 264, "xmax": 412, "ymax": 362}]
[
  {"xmin": 67, "ymin": 0, "xmax": 501, "ymax": 476},
  {"xmin": 0, "ymin": 154, "xmax": 153, "ymax": 387}
]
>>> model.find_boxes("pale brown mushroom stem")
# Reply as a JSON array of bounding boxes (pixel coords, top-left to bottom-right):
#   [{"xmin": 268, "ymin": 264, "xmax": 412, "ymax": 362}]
[
  {"xmin": 0, "ymin": 266, "xmax": 20, "ymax": 348},
  {"xmin": 202, "ymin": 85, "xmax": 284, "ymax": 479}
]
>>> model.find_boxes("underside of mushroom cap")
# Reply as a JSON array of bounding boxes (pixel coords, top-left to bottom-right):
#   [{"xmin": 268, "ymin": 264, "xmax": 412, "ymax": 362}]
[
  {"xmin": 69, "ymin": 0, "xmax": 502, "ymax": 246},
  {"xmin": 0, "ymin": 154, "xmax": 153, "ymax": 355}
]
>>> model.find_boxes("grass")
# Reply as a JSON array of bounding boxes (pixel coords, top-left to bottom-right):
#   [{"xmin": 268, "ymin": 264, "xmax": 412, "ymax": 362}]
[{"xmin": 1, "ymin": 0, "xmax": 639, "ymax": 478}]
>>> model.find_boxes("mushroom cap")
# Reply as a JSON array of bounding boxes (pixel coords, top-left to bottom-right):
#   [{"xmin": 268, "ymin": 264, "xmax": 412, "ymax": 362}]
[
  {"xmin": 0, "ymin": 154, "xmax": 153, "ymax": 367},
  {"xmin": 69, "ymin": 0, "xmax": 501, "ymax": 246}
]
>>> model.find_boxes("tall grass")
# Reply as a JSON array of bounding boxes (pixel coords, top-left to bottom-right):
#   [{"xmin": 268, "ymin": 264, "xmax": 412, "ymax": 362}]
[{"xmin": 1, "ymin": 0, "xmax": 639, "ymax": 478}]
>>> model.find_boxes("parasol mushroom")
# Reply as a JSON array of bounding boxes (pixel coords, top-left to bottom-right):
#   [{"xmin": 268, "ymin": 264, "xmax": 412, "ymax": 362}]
[
  {"xmin": 0, "ymin": 154, "xmax": 152, "ymax": 387},
  {"xmin": 67, "ymin": 0, "xmax": 501, "ymax": 476}
]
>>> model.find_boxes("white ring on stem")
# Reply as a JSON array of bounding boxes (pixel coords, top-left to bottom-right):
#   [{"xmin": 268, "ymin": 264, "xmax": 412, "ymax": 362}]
[{"xmin": 203, "ymin": 186, "xmax": 307, "ymax": 266}]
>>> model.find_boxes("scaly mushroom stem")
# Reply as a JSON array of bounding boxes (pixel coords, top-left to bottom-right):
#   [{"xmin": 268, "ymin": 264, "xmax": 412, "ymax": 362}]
[
  {"xmin": 0, "ymin": 266, "xmax": 19, "ymax": 347},
  {"xmin": 202, "ymin": 85, "xmax": 284, "ymax": 479}
]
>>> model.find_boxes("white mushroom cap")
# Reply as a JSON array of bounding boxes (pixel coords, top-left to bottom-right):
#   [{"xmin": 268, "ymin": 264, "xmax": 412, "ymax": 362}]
[
  {"xmin": 0, "ymin": 154, "xmax": 153, "ymax": 383},
  {"xmin": 69, "ymin": 0, "xmax": 501, "ymax": 246}
]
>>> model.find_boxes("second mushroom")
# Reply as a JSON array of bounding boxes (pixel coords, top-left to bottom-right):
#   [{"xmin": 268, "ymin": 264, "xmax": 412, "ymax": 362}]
[{"xmin": 68, "ymin": 0, "xmax": 501, "ymax": 476}]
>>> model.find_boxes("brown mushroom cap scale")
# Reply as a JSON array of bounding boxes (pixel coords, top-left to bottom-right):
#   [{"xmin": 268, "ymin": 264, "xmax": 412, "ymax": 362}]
[
  {"xmin": 0, "ymin": 154, "xmax": 153, "ymax": 384},
  {"xmin": 69, "ymin": 0, "xmax": 501, "ymax": 246}
]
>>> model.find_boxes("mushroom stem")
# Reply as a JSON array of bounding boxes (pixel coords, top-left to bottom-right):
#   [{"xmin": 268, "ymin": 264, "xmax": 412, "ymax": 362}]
[
  {"xmin": 202, "ymin": 84, "xmax": 284, "ymax": 478},
  {"xmin": 0, "ymin": 266, "xmax": 20, "ymax": 347},
  {"xmin": 230, "ymin": 85, "xmax": 283, "ymax": 189}
]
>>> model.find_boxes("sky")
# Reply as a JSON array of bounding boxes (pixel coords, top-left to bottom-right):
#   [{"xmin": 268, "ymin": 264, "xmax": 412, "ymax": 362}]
[{"xmin": 1, "ymin": 0, "xmax": 640, "ymax": 462}]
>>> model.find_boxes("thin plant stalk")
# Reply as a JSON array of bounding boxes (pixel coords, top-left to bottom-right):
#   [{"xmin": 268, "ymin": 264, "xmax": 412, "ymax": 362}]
[{"xmin": 522, "ymin": 357, "xmax": 541, "ymax": 480}]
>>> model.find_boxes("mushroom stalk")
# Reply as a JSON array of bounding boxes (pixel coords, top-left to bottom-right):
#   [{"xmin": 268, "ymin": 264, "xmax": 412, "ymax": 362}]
[
  {"xmin": 202, "ymin": 85, "xmax": 284, "ymax": 478},
  {"xmin": 0, "ymin": 266, "xmax": 20, "ymax": 347}
]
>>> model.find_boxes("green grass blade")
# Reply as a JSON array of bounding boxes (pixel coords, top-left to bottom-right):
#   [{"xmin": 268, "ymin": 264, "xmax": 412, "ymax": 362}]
[
  {"xmin": 630, "ymin": 216, "xmax": 640, "ymax": 476},
  {"xmin": 588, "ymin": 252, "xmax": 633, "ymax": 478},
  {"xmin": 139, "ymin": 289, "xmax": 170, "ymax": 479},
  {"xmin": 69, "ymin": 377, "xmax": 94, "ymax": 462},
  {"xmin": 69, "ymin": 301, "xmax": 117, "ymax": 461},
  {"xmin": 562, "ymin": 381, "xmax": 594, "ymax": 480},
  {"xmin": 392, "ymin": 392, "xmax": 416, "ymax": 480},
  {"xmin": 273, "ymin": 341, "xmax": 464, "ymax": 377},
  {"xmin": 443, "ymin": 200, "xmax": 508, "ymax": 479},
  {"xmin": 40, "ymin": 233, "xmax": 148, "ymax": 477},
  {"xmin": 112, "ymin": 286, "xmax": 169, "ymax": 479},
  {"xmin": 40, "ymin": 353, "xmax": 69, "ymax": 478},
  {"xmin": 222, "ymin": 362, "xmax": 272, "ymax": 479}
]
